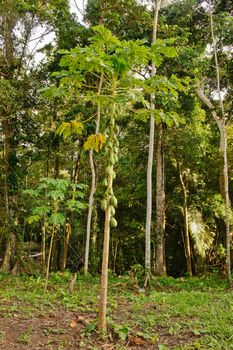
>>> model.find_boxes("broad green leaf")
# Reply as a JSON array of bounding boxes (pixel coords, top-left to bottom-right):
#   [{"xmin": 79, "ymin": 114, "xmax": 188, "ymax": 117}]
[
  {"xmin": 66, "ymin": 199, "xmax": 87, "ymax": 211},
  {"xmin": 47, "ymin": 190, "xmax": 65, "ymax": 200},
  {"xmin": 84, "ymin": 320, "xmax": 98, "ymax": 334},
  {"xmin": 42, "ymin": 86, "xmax": 66, "ymax": 98},
  {"xmin": 49, "ymin": 212, "xmax": 65, "ymax": 225},
  {"xmin": 32, "ymin": 206, "xmax": 51, "ymax": 216}
]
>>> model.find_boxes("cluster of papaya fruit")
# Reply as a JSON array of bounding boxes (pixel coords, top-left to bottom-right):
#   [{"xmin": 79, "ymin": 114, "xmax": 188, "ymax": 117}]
[{"xmin": 101, "ymin": 116, "xmax": 120, "ymax": 228}]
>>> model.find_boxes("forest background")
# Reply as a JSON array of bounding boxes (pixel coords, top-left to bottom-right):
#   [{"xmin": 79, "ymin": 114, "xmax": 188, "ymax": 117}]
[{"xmin": 0, "ymin": 0, "xmax": 233, "ymax": 292}]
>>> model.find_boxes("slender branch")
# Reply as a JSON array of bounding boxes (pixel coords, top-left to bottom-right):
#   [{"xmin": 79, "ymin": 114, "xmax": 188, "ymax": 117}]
[
  {"xmin": 210, "ymin": 11, "xmax": 225, "ymax": 117},
  {"xmin": 28, "ymin": 29, "xmax": 53, "ymax": 43},
  {"xmin": 73, "ymin": 0, "xmax": 84, "ymax": 15},
  {"xmin": 196, "ymin": 89, "xmax": 222, "ymax": 129}
]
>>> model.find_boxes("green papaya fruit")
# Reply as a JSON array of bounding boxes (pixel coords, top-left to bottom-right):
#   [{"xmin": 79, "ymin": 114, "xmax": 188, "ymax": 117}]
[
  {"xmin": 110, "ymin": 217, "xmax": 117, "ymax": 228},
  {"xmin": 101, "ymin": 199, "xmax": 108, "ymax": 211}
]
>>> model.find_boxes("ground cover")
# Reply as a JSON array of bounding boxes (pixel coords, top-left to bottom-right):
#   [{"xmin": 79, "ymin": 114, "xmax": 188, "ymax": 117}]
[{"xmin": 0, "ymin": 272, "xmax": 232, "ymax": 350}]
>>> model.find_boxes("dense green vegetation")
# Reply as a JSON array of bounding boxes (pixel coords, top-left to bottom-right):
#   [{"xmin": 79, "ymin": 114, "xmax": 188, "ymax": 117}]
[{"xmin": 0, "ymin": 0, "xmax": 232, "ymax": 345}]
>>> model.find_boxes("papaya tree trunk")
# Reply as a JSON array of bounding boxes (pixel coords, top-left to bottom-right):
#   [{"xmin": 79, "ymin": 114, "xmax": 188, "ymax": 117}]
[
  {"xmin": 98, "ymin": 95, "xmax": 118, "ymax": 333},
  {"xmin": 98, "ymin": 202, "xmax": 112, "ymax": 332}
]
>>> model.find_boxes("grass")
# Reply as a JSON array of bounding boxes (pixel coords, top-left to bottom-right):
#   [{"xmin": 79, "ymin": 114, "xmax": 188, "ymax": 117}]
[{"xmin": 0, "ymin": 271, "xmax": 232, "ymax": 349}]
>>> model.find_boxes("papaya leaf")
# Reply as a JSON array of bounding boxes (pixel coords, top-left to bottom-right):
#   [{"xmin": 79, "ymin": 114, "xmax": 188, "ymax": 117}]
[
  {"xmin": 32, "ymin": 206, "xmax": 51, "ymax": 216},
  {"xmin": 66, "ymin": 199, "xmax": 88, "ymax": 212},
  {"xmin": 56, "ymin": 120, "xmax": 84, "ymax": 138},
  {"xmin": 49, "ymin": 213, "xmax": 65, "ymax": 226},
  {"xmin": 23, "ymin": 189, "xmax": 40, "ymax": 197},
  {"xmin": 26, "ymin": 215, "xmax": 41, "ymax": 224},
  {"xmin": 47, "ymin": 190, "xmax": 65, "ymax": 200},
  {"xmin": 84, "ymin": 133, "xmax": 106, "ymax": 152}
]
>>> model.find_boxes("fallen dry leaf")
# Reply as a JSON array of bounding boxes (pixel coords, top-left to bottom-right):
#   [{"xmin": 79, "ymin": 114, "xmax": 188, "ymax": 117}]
[
  {"xmin": 129, "ymin": 335, "xmax": 145, "ymax": 346},
  {"xmin": 69, "ymin": 319, "xmax": 78, "ymax": 328}
]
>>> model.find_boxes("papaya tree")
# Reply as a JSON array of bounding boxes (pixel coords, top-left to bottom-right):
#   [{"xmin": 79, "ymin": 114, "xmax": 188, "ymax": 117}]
[
  {"xmin": 24, "ymin": 177, "xmax": 87, "ymax": 291},
  {"xmin": 49, "ymin": 22, "xmax": 188, "ymax": 331}
]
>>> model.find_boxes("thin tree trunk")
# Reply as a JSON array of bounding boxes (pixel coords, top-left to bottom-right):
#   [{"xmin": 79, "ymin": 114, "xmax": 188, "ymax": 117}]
[
  {"xmin": 44, "ymin": 225, "xmax": 55, "ymax": 293},
  {"xmin": 112, "ymin": 239, "xmax": 119, "ymax": 274},
  {"xmin": 1, "ymin": 1, "xmax": 17, "ymax": 272},
  {"xmin": 197, "ymin": 10, "xmax": 231, "ymax": 286},
  {"xmin": 154, "ymin": 123, "xmax": 166, "ymax": 275},
  {"xmin": 220, "ymin": 127, "xmax": 231, "ymax": 284},
  {"xmin": 145, "ymin": 0, "xmax": 161, "ymax": 286},
  {"xmin": 210, "ymin": 11, "xmax": 231, "ymax": 285},
  {"xmin": 98, "ymin": 203, "xmax": 111, "ymax": 332},
  {"xmin": 84, "ymin": 72, "xmax": 103, "ymax": 276},
  {"xmin": 41, "ymin": 219, "xmax": 46, "ymax": 271},
  {"xmin": 50, "ymin": 232, "xmax": 58, "ymax": 271},
  {"xmin": 98, "ymin": 96, "xmax": 116, "ymax": 333},
  {"xmin": 61, "ymin": 222, "xmax": 71, "ymax": 272},
  {"xmin": 178, "ymin": 166, "xmax": 192, "ymax": 276},
  {"xmin": 84, "ymin": 150, "xmax": 96, "ymax": 275}
]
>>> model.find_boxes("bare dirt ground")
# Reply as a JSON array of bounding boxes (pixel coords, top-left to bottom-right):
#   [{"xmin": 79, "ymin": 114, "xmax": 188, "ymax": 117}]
[{"xmin": 0, "ymin": 298, "xmax": 197, "ymax": 350}]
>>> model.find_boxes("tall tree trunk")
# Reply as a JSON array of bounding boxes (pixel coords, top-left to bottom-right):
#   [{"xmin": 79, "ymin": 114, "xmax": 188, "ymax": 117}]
[
  {"xmin": 178, "ymin": 166, "xmax": 192, "ymax": 276},
  {"xmin": 84, "ymin": 150, "xmax": 96, "ymax": 275},
  {"xmin": 50, "ymin": 232, "xmax": 58, "ymax": 271},
  {"xmin": 197, "ymin": 9, "xmax": 231, "ymax": 286},
  {"xmin": 60, "ymin": 222, "xmax": 71, "ymax": 272},
  {"xmin": 1, "ymin": 232, "xmax": 15, "ymax": 272},
  {"xmin": 41, "ymin": 218, "xmax": 46, "ymax": 271},
  {"xmin": 98, "ymin": 95, "xmax": 117, "ymax": 333},
  {"xmin": 84, "ymin": 72, "xmax": 103, "ymax": 276},
  {"xmin": 154, "ymin": 123, "xmax": 166, "ymax": 275},
  {"xmin": 220, "ymin": 126, "xmax": 231, "ymax": 284},
  {"xmin": 1, "ymin": 0, "xmax": 17, "ymax": 272},
  {"xmin": 145, "ymin": 0, "xmax": 161, "ymax": 286},
  {"xmin": 44, "ymin": 225, "xmax": 55, "ymax": 293},
  {"xmin": 210, "ymin": 11, "xmax": 231, "ymax": 285},
  {"xmin": 98, "ymin": 201, "xmax": 111, "ymax": 332}
]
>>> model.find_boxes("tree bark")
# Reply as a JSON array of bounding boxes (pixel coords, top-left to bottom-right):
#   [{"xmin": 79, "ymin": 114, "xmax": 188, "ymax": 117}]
[
  {"xmin": 1, "ymin": 0, "xmax": 17, "ymax": 272},
  {"xmin": 178, "ymin": 166, "xmax": 192, "ymax": 276},
  {"xmin": 44, "ymin": 225, "xmax": 55, "ymax": 293},
  {"xmin": 98, "ymin": 203, "xmax": 111, "ymax": 332},
  {"xmin": 98, "ymin": 96, "xmax": 116, "ymax": 333},
  {"xmin": 145, "ymin": 0, "xmax": 161, "ymax": 286},
  {"xmin": 196, "ymin": 9, "xmax": 231, "ymax": 286},
  {"xmin": 61, "ymin": 222, "xmax": 71, "ymax": 272},
  {"xmin": 84, "ymin": 72, "xmax": 103, "ymax": 276},
  {"xmin": 154, "ymin": 123, "xmax": 166, "ymax": 275}
]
